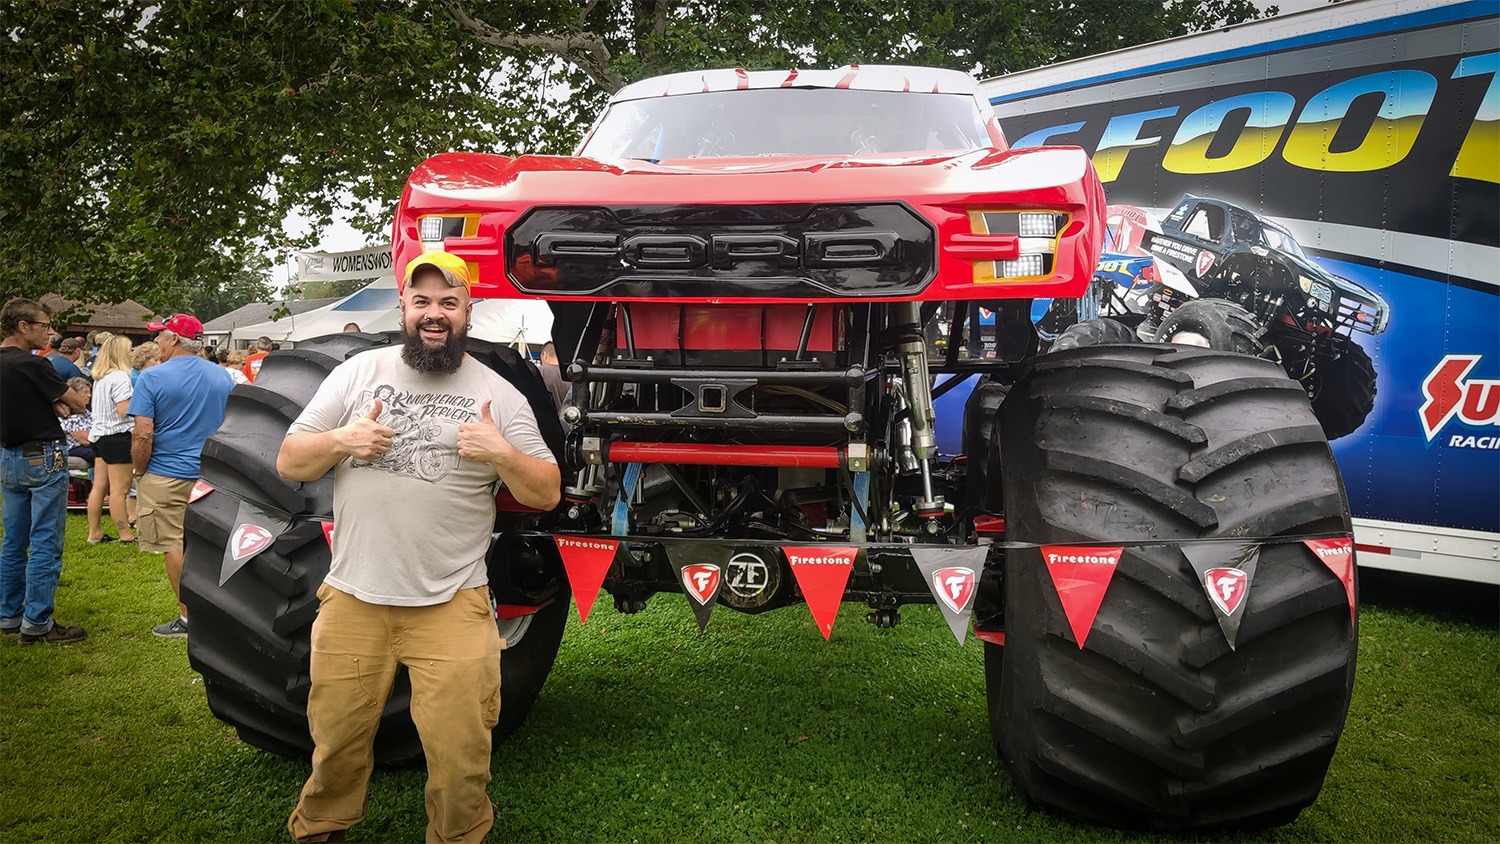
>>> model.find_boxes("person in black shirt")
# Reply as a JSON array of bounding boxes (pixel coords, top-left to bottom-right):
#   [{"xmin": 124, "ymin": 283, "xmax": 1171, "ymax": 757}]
[{"xmin": 0, "ymin": 298, "xmax": 88, "ymax": 645}]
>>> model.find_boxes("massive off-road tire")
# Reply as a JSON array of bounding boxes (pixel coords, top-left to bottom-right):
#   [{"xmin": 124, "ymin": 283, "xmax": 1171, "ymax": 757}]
[
  {"xmin": 182, "ymin": 333, "xmax": 570, "ymax": 765},
  {"xmin": 1154, "ymin": 299, "xmax": 1266, "ymax": 357},
  {"xmin": 1306, "ymin": 338, "xmax": 1377, "ymax": 441},
  {"xmin": 1049, "ymin": 317, "xmax": 1137, "ymax": 352},
  {"xmin": 991, "ymin": 344, "xmax": 1357, "ymax": 831}
]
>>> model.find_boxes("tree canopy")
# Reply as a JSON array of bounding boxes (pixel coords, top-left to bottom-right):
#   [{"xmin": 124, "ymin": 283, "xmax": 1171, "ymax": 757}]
[{"xmin": 1, "ymin": 0, "xmax": 1270, "ymax": 317}]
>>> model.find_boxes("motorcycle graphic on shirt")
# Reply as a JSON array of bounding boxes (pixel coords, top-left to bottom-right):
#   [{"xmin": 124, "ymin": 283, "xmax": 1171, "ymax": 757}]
[{"xmin": 351, "ymin": 384, "xmax": 477, "ymax": 483}]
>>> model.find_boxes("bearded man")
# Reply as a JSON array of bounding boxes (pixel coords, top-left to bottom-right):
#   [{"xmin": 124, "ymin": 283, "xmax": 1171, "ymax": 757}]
[{"xmin": 277, "ymin": 250, "xmax": 560, "ymax": 843}]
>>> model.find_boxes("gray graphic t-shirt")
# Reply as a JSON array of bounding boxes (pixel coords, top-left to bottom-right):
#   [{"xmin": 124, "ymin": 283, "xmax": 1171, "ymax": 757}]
[{"xmin": 288, "ymin": 346, "xmax": 555, "ymax": 606}]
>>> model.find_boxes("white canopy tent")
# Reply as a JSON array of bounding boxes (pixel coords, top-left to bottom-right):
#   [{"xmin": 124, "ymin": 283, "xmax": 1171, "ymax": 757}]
[{"xmin": 231, "ymin": 248, "xmax": 553, "ymax": 351}]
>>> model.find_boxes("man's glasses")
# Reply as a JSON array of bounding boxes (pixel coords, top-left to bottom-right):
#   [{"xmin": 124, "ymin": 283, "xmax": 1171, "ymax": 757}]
[{"xmin": 24, "ymin": 320, "xmax": 52, "ymax": 330}]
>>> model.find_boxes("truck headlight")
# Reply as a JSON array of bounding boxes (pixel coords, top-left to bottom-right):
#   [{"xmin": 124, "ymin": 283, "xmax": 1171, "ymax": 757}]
[
  {"xmin": 968, "ymin": 210, "xmax": 1067, "ymax": 283},
  {"xmin": 418, "ymin": 215, "xmax": 475, "ymax": 250}
]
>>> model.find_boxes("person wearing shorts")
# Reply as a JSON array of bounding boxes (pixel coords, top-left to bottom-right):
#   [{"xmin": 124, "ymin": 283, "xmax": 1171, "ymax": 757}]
[
  {"xmin": 127, "ymin": 313, "xmax": 233, "ymax": 638},
  {"xmin": 88, "ymin": 335, "xmax": 138, "ymax": 544}
]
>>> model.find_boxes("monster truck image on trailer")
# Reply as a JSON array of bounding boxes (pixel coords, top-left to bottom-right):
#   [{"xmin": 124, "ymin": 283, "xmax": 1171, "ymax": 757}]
[
  {"xmin": 1039, "ymin": 197, "xmax": 1392, "ymax": 440},
  {"xmin": 183, "ymin": 65, "xmax": 1360, "ymax": 831},
  {"xmin": 1145, "ymin": 195, "xmax": 1390, "ymax": 440}
]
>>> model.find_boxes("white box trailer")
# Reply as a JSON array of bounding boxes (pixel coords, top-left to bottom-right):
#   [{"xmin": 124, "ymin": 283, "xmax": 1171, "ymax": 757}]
[{"xmin": 983, "ymin": 0, "xmax": 1498, "ymax": 583}]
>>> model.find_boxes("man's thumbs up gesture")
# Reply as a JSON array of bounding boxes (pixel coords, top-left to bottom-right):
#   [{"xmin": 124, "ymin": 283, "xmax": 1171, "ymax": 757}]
[
  {"xmin": 335, "ymin": 398, "xmax": 395, "ymax": 460},
  {"xmin": 458, "ymin": 400, "xmax": 513, "ymax": 466}
]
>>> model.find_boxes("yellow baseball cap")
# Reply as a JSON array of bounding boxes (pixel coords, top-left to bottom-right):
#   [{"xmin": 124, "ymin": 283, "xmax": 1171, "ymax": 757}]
[{"xmin": 403, "ymin": 250, "xmax": 473, "ymax": 291}]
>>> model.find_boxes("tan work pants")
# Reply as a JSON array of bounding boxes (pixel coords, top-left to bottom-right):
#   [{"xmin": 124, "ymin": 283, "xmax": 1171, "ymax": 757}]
[{"xmin": 288, "ymin": 584, "xmax": 501, "ymax": 843}]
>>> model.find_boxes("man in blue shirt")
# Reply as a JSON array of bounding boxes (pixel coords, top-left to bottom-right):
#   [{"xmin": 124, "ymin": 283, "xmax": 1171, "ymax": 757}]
[
  {"xmin": 47, "ymin": 337, "xmax": 85, "ymax": 381},
  {"xmin": 128, "ymin": 313, "xmax": 234, "ymax": 638}
]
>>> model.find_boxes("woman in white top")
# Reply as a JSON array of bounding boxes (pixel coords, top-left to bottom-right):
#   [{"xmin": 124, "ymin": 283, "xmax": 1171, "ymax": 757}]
[{"xmin": 87, "ymin": 335, "xmax": 137, "ymax": 543}]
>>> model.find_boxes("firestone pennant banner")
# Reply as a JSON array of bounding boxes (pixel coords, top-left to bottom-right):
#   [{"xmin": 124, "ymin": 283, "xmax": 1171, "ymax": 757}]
[
  {"xmin": 188, "ymin": 479, "xmax": 214, "ymax": 504},
  {"xmin": 1303, "ymin": 537, "xmax": 1357, "ymax": 622},
  {"xmin": 1039, "ymin": 545, "xmax": 1123, "ymax": 649},
  {"xmin": 784, "ymin": 546, "xmax": 858, "ymax": 640},
  {"xmin": 219, "ymin": 500, "xmax": 292, "ymax": 586},
  {"xmin": 321, "ymin": 521, "xmax": 336, "ymax": 552},
  {"xmin": 553, "ymin": 535, "xmax": 620, "ymax": 624},
  {"xmin": 1183, "ymin": 541, "xmax": 1262, "ymax": 651},
  {"xmin": 911, "ymin": 545, "xmax": 989, "ymax": 645},
  {"xmin": 662, "ymin": 543, "xmax": 735, "ymax": 632}
]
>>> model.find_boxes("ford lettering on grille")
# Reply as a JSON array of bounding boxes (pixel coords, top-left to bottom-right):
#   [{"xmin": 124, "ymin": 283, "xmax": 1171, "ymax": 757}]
[{"xmin": 506, "ymin": 202, "xmax": 935, "ymax": 299}]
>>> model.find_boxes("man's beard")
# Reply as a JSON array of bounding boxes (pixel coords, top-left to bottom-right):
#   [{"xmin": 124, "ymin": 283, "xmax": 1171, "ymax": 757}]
[{"xmin": 401, "ymin": 318, "xmax": 466, "ymax": 373}]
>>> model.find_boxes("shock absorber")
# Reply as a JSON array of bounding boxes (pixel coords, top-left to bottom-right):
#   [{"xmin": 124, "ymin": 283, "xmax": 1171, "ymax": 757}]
[{"xmin": 892, "ymin": 302, "xmax": 944, "ymax": 519}]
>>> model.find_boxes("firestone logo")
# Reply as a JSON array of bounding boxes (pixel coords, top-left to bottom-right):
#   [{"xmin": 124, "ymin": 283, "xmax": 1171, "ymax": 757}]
[
  {"xmin": 1311, "ymin": 543, "xmax": 1351, "ymax": 559},
  {"xmin": 787, "ymin": 551, "xmax": 855, "ymax": 565},
  {"xmin": 681, "ymin": 564, "xmax": 721, "ymax": 606},
  {"xmin": 931, "ymin": 566, "xmax": 976, "ymax": 614},
  {"xmin": 230, "ymin": 524, "xmax": 274, "ymax": 562},
  {"xmin": 1420, "ymin": 355, "xmax": 1500, "ymax": 448},
  {"xmin": 557, "ymin": 537, "xmax": 616, "ymax": 552},
  {"xmin": 1204, "ymin": 567, "xmax": 1249, "ymax": 615},
  {"xmin": 1046, "ymin": 551, "xmax": 1119, "ymax": 565},
  {"xmin": 1195, "ymin": 250, "xmax": 1215, "ymax": 277}
]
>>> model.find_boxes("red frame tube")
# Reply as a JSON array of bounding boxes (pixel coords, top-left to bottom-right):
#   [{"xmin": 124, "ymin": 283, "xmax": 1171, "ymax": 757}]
[{"xmin": 607, "ymin": 442, "xmax": 843, "ymax": 468}]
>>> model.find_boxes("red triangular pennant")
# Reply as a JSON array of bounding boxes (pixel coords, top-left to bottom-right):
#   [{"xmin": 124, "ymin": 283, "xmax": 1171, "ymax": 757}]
[
  {"xmin": 1304, "ymin": 537, "xmax": 1357, "ymax": 622},
  {"xmin": 784, "ymin": 546, "xmax": 857, "ymax": 640},
  {"xmin": 188, "ymin": 479, "xmax": 214, "ymax": 503},
  {"xmin": 553, "ymin": 535, "xmax": 620, "ymax": 624},
  {"xmin": 321, "ymin": 521, "xmax": 335, "ymax": 552},
  {"xmin": 1039, "ymin": 545, "xmax": 1122, "ymax": 648}
]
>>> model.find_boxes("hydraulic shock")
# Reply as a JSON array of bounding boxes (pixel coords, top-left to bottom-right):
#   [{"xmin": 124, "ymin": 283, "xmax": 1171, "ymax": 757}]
[{"xmin": 892, "ymin": 302, "xmax": 943, "ymax": 518}]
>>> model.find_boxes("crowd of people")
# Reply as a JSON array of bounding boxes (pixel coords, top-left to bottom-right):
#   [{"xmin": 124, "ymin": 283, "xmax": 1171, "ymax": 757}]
[{"xmin": 1, "ymin": 299, "xmax": 233, "ymax": 644}]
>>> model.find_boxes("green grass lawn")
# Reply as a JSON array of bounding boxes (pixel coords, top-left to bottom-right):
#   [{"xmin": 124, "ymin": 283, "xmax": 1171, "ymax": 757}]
[{"xmin": 1, "ymin": 515, "xmax": 1496, "ymax": 842}]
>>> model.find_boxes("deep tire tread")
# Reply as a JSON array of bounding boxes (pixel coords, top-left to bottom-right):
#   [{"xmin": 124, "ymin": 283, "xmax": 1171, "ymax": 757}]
[{"xmin": 993, "ymin": 346, "xmax": 1357, "ymax": 831}]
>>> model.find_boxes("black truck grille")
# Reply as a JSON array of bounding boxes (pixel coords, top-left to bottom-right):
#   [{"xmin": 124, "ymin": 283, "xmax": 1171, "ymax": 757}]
[{"xmin": 506, "ymin": 203, "xmax": 936, "ymax": 298}]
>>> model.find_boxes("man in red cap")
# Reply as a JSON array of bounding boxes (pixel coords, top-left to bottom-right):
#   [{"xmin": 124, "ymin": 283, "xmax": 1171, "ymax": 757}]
[{"xmin": 128, "ymin": 313, "xmax": 235, "ymax": 638}]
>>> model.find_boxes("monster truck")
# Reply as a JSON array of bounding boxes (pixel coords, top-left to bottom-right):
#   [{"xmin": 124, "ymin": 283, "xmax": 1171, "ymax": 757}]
[
  {"xmin": 183, "ymin": 66, "xmax": 1359, "ymax": 831},
  {"xmin": 1149, "ymin": 197, "xmax": 1390, "ymax": 440}
]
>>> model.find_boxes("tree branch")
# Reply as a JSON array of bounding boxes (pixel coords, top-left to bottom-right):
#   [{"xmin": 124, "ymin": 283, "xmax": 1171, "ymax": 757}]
[{"xmin": 445, "ymin": 2, "xmax": 621, "ymax": 91}]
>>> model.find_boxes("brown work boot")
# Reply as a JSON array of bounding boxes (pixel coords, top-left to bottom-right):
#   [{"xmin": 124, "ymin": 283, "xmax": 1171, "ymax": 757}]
[{"xmin": 20, "ymin": 622, "xmax": 87, "ymax": 645}]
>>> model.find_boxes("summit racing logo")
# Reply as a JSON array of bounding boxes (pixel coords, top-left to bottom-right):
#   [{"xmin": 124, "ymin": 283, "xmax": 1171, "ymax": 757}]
[{"xmin": 1419, "ymin": 355, "xmax": 1500, "ymax": 448}]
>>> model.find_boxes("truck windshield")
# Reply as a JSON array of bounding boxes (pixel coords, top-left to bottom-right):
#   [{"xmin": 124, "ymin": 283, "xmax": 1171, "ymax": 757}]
[
  {"xmin": 581, "ymin": 88, "xmax": 992, "ymax": 161},
  {"xmin": 1260, "ymin": 223, "xmax": 1309, "ymax": 260}
]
